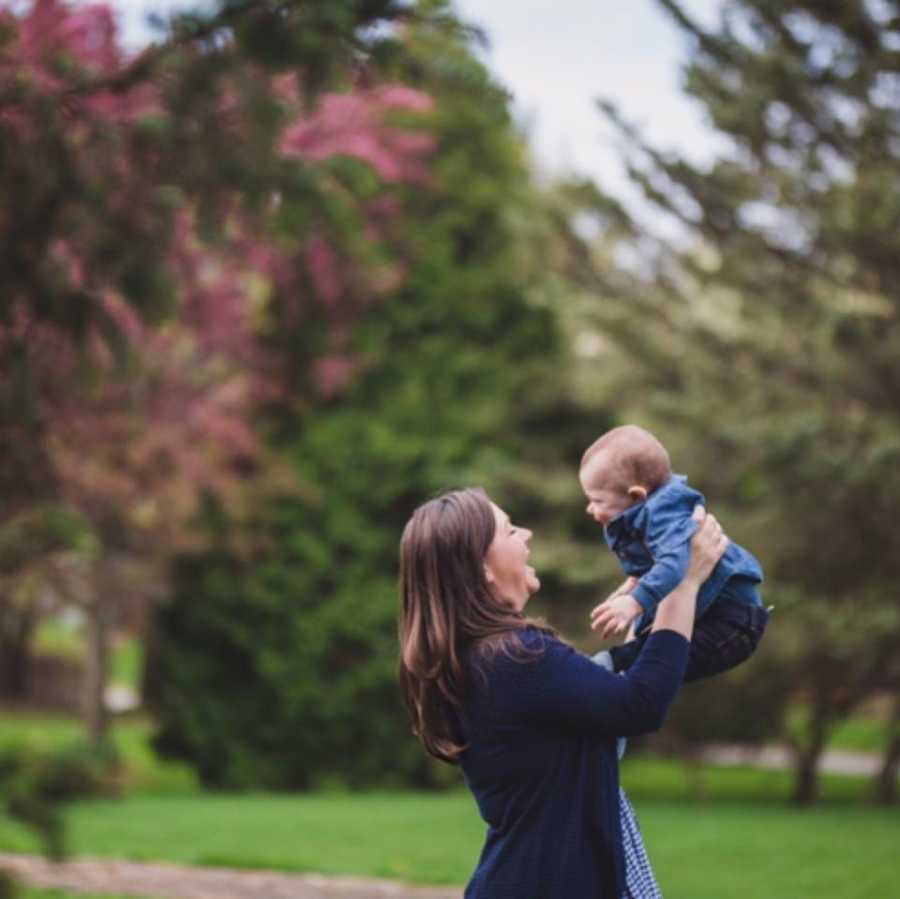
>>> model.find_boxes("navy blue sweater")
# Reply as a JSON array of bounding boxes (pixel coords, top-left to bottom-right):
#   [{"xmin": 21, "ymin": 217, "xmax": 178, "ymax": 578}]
[{"xmin": 459, "ymin": 628, "xmax": 689, "ymax": 899}]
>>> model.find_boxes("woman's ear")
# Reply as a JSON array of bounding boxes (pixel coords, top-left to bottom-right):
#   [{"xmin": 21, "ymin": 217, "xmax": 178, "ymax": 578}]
[
  {"xmin": 627, "ymin": 485, "xmax": 648, "ymax": 502},
  {"xmin": 483, "ymin": 563, "xmax": 495, "ymax": 585}
]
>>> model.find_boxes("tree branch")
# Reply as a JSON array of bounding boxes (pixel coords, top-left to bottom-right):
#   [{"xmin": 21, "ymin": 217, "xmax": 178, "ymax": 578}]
[{"xmin": 0, "ymin": 0, "xmax": 413, "ymax": 109}]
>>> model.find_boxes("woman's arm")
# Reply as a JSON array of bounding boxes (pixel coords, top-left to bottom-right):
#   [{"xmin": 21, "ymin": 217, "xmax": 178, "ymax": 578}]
[
  {"xmin": 485, "ymin": 508, "xmax": 728, "ymax": 737},
  {"xmin": 651, "ymin": 506, "xmax": 727, "ymax": 639},
  {"xmin": 481, "ymin": 630, "xmax": 687, "ymax": 737}
]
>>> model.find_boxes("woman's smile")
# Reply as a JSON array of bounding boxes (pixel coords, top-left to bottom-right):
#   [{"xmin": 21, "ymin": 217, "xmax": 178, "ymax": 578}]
[{"xmin": 484, "ymin": 502, "xmax": 540, "ymax": 611}]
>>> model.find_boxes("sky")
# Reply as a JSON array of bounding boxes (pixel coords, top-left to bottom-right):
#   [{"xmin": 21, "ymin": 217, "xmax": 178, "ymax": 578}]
[
  {"xmin": 103, "ymin": 0, "xmax": 727, "ymax": 209},
  {"xmin": 453, "ymin": 1, "xmax": 725, "ymax": 194}
]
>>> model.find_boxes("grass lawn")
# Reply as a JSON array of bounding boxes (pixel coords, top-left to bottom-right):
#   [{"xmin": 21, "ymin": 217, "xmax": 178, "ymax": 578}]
[
  {"xmin": 0, "ymin": 712, "xmax": 197, "ymax": 795},
  {"xmin": 1, "ymin": 710, "xmax": 896, "ymax": 896},
  {"xmin": 0, "ymin": 765, "xmax": 897, "ymax": 897},
  {"xmin": 637, "ymin": 801, "xmax": 899, "ymax": 899},
  {"xmin": 0, "ymin": 792, "xmax": 474, "ymax": 885}
]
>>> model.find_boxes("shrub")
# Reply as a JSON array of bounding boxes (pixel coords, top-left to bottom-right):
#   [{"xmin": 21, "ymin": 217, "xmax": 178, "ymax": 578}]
[{"xmin": 0, "ymin": 741, "xmax": 118, "ymax": 859}]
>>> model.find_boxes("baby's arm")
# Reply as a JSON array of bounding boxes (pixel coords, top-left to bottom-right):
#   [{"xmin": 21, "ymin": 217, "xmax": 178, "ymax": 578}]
[
  {"xmin": 631, "ymin": 509, "xmax": 699, "ymax": 614},
  {"xmin": 591, "ymin": 579, "xmax": 642, "ymax": 637},
  {"xmin": 593, "ymin": 547, "xmax": 691, "ymax": 637},
  {"xmin": 594, "ymin": 503, "xmax": 699, "ymax": 636},
  {"xmin": 633, "ymin": 544, "xmax": 691, "ymax": 609}
]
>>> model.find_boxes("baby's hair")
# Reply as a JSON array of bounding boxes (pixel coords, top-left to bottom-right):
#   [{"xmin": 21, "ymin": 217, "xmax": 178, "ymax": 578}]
[{"xmin": 581, "ymin": 425, "xmax": 672, "ymax": 492}]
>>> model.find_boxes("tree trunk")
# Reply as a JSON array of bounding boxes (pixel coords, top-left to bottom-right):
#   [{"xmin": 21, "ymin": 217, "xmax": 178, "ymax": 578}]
[
  {"xmin": 0, "ymin": 603, "xmax": 36, "ymax": 701},
  {"xmin": 874, "ymin": 693, "xmax": 900, "ymax": 806},
  {"xmin": 684, "ymin": 747, "xmax": 708, "ymax": 805},
  {"xmin": 791, "ymin": 710, "xmax": 830, "ymax": 806},
  {"xmin": 83, "ymin": 597, "xmax": 110, "ymax": 746}
]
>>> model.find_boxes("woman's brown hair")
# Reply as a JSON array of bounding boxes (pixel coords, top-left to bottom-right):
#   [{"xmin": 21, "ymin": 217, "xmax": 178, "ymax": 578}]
[{"xmin": 399, "ymin": 487, "xmax": 550, "ymax": 763}]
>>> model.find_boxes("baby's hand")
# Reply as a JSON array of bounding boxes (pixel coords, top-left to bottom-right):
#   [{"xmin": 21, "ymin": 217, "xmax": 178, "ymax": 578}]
[{"xmin": 590, "ymin": 593, "xmax": 643, "ymax": 639}]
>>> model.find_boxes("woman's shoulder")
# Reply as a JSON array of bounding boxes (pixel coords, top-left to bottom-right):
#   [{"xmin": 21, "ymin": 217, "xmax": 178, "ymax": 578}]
[
  {"xmin": 467, "ymin": 625, "xmax": 566, "ymax": 673},
  {"xmin": 474, "ymin": 623, "xmax": 558, "ymax": 649},
  {"xmin": 519, "ymin": 624, "xmax": 566, "ymax": 653}
]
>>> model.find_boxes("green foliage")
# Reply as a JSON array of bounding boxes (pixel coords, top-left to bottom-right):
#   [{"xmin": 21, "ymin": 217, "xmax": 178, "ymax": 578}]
[
  {"xmin": 553, "ymin": 0, "xmax": 900, "ymax": 801},
  {"xmin": 659, "ymin": 638, "xmax": 792, "ymax": 751},
  {"xmin": 146, "ymin": 4, "xmax": 573, "ymax": 790},
  {"xmin": 148, "ymin": 543, "xmax": 422, "ymax": 789},
  {"xmin": 0, "ymin": 741, "xmax": 116, "ymax": 860},
  {"xmin": 0, "ymin": 713, "xmax": 197, "ymax": 796},
  {"xmin": 2, "ymin": 0, "xmax": 463, "ymax": 755},
  {"xmin": 0, "ymin": 505, "xmax": 91, "ymax": 573}
]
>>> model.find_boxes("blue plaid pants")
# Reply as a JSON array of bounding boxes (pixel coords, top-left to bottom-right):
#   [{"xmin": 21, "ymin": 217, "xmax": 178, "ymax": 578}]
[{"xmin": 620, "ymin": 787, "xmax": 662, "ymax": 899}]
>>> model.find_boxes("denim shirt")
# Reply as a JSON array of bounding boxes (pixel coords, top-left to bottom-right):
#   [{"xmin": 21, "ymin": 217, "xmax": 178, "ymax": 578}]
[{"xmin": 603, "ymin": 475, "xmax": 763, "ymax": 631}]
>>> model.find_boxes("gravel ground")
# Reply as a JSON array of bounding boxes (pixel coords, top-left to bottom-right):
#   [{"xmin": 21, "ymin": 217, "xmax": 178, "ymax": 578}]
[{"xmin": 0, "ymin": 854, "xmax": 462, "ymax": 899}]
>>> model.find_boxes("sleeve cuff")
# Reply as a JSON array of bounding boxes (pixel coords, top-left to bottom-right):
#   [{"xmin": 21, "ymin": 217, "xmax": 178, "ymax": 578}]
[
  {"xmin": 643, "ymin": 628, "xmax": 691, "ymax": 662},
  {"xmin": 632, "ymin": 582, "xmax": 658, "ymax": 612}
]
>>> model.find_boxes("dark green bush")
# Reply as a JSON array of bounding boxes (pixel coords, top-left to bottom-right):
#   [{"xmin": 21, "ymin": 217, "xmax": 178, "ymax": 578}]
[
  {"xmin": 653, "ymin": 636, "xmax": 792, "ymax": 754},
  {"xmin": 0, "ymin": 741, "xmax": 118, "ymax": 860},
  {"xmin": 144, "ymin": 14, "xmax": 574, "ymax": 791},
  {"xmin": 0, "ymin": 871, "xmax": 19, "ymax": 899}
]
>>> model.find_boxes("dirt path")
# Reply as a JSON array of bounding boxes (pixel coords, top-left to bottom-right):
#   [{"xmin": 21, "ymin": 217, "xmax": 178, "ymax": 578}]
[{"xmin": 0, "ymin": 854, "xmax": 462, "ymax": 899}]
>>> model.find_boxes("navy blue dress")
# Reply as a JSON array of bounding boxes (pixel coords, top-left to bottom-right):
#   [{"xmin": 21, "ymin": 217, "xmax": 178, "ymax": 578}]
[{"xmin": 460, "ymin": 628, "xmax": 689, "ymax": 898}]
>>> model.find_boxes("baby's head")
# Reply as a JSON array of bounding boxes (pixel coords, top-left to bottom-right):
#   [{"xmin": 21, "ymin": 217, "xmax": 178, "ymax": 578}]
[{"xmin": 579, "ymin": 425, "xmax": 671, "ymax": 526}]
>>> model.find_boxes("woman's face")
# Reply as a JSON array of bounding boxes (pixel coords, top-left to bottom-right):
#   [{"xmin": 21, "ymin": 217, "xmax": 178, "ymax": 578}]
[{"xmin": 484, "ymin": 502, "xmax": 540, "ymax": 612}]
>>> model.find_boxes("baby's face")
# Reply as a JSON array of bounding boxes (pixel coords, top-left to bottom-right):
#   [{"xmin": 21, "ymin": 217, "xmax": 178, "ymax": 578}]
[{"xmin": 579, "ymin": 456, "xmax": 636, "ymax": 527}]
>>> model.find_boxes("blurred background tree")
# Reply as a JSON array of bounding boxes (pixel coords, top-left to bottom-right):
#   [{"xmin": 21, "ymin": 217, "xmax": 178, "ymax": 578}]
[
  {"xmin": 0, "ymin": 0, "xmax": 440, "ymax": 747},
  {"xmin": 1, "ymin": 0, "xmax": 898, "ymax": 818},
  {"xmin": 145, "ymin": 0, "xmax": 599, "ymax": 790},
  {"xmin": 552, "ymin": 0, "xmax": 900, "ymax": 804}
]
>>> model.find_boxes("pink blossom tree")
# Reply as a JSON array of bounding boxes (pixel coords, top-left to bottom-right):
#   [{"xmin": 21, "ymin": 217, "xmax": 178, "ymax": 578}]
[{"xmin": 0, "ymin": 0, "xmax": 435, "ymax": 741}]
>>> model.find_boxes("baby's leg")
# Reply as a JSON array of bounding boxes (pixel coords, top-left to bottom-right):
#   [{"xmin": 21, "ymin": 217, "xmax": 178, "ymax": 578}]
[
  {"xmin": 607, "ymin": 629, "xmax": 652, "ymax": 673},
  {"xmin": 684, "ymin": 594, "xmax": 769, "ymax": 682}
]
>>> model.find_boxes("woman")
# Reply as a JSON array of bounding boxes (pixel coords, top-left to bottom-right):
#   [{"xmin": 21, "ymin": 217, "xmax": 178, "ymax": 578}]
[{"xmin": 399, "ymin": 487, "xmax": 727, "ymax": 898}]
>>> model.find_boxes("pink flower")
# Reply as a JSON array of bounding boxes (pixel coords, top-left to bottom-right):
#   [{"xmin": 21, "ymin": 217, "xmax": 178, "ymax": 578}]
[
  {"xmin": 281, "ymin": 84, "xmax": 435, "ymax": 183},
  {"xmin": 312, "ymin": 354, "xmax": 358, "ymax": 398}
]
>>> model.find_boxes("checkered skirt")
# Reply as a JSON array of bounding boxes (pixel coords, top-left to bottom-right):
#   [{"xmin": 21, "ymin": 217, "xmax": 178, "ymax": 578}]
[{"xmin": 619, "ymin": 787, "xmax": 663, "ymax": 899}]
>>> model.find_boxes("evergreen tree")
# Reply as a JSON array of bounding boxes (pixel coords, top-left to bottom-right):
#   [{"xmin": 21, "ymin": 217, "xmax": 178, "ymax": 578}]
[
  {"xmin": 146, "ymin": 2, "xmax": 575, "ymax": 789},
  {"xmin": 558, "ymin": 0, "xmax": 900, "ymax": 803}
]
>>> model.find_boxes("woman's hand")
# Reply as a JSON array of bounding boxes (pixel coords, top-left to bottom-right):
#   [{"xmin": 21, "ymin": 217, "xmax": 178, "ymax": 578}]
[{"xmin": 685, "ymin": 505, "xmax": 729, "ymax": 587}]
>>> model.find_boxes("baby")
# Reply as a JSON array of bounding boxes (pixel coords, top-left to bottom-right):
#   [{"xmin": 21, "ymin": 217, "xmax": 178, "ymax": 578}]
[{"xmin": 580, "ymin": 425, "xmax": 768, "ymax": 682}]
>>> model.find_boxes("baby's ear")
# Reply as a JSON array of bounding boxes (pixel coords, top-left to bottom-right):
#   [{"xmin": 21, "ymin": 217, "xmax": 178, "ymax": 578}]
[{"xmin": 627, "ymin": 485, "xmax": 648, "ymax": 502}]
